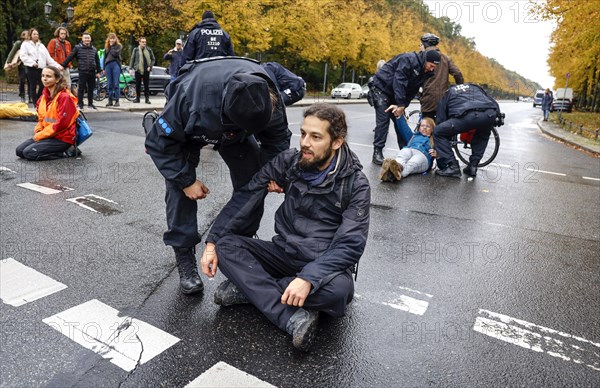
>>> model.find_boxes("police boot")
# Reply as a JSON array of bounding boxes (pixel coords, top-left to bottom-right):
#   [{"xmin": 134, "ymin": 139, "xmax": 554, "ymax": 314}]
[
  {"xmin": 463, "ymin": 162, "xmax": 478, "ymax": 177},
  {"xmin": 214, "ymin": 279, "xmax": 249, "ymax": 306},
  {"xmin": 106, "ymin": 98, "xmax": 113, "ymax": 107},
  {"xmin": 174, "ymin": 247, "xmax": 204, "ymax": 295},
  {"xmin": 372, "ymin": 148, "xmax": 384, "ymax": 165},
  {"xmin": 286, "ymin": 309, "xmax": 319, "ymax": 352},
  {"xmin": 435, "ymin": 160, "xmax": 462, "ymax": 178}
]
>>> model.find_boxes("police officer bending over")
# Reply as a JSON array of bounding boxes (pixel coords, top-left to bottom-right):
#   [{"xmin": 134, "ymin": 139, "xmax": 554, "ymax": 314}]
[
  {"xmin": 434, "ymin": 83, "xmax": 504, "ymax": 178},
  {"xmin": 261, "ymin": 61, "xmax": 306, "ymax": 106},
  {"xmin": 145, "ymin": 56, "xmax": 291, "ymax": 295},
  {"xmin": 200, "ymin": 103, "xmax": 370, "ymax": 351}
]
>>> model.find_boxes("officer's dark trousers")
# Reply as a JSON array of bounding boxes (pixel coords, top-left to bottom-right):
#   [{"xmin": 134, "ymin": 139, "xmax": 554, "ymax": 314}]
[
  {"xmin": 373, "ymin": 95, "xmax": 404, "ymax": 150},
  {"xmin": 433, "ymin": 108, "xmax": 496, "ymax": 167},
  {"xmin": 163, "ymin": 138, "xmax": 265, "ymax": 248},
  {"xmin": 215, "ymin": 235, "xmax": 355, "ymax": 331}
]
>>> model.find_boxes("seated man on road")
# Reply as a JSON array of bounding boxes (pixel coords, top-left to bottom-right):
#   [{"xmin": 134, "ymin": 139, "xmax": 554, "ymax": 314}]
[
  {"xmin": 145, "ymin": 56, "xmax": 291, "ymax": 297},
  {"xmin": 200, "ymin": 103, "xmax": 371, "ymax": 351},
  {"xmin": 261, "ymin": 61, "xmax": 306, "ymax": 106},
  {"xmin": 434, "ymin": 83, "xmax": 504, "ymax": 178}
]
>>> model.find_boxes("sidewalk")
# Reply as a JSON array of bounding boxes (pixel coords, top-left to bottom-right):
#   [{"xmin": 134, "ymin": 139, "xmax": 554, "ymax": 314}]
[{"xmin": 537, "ymin": 118, "xmax": 600, "ymax": 157}]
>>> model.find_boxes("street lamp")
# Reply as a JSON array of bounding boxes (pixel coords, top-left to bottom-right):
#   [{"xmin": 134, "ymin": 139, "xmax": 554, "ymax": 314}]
[{"xmin": 44, "ymin": 1, "xmax": 75, "ymax": 28}]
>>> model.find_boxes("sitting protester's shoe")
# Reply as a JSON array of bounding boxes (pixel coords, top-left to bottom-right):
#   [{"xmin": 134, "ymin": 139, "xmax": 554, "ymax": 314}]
[
  {"xmin": 463, "ymin": 163, "xmax": 478, "ymax": 177},
  {"xmin": 174, "ymin": 247, "xmax": 204, "ymax": 295},
  {"xmin": 372, "ymin": 147, "xmax": 384, "ymax": 165},
  {"xmin": 63, "ymin": 145, "xmax": 82, "ymax": 158},
  {"xmin": 435, "ymin": 161, "xmax": 462, "ymax": 178},
  {"xmin": 379, "ymin": 158, "xmax": 402, "ymax": 182},
  {"xmin": 286, "ymin": 309, "xmax": 319, "ymax": 352},
  {"xmin": 214, "ymin": 279, "xmax": 249, "ymax": 306}
]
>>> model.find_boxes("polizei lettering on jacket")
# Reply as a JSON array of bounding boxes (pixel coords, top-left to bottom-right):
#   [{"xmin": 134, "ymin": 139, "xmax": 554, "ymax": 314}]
[{"xmin": 200, "ymin": 29, "xmax": 224, "ymax": 35}]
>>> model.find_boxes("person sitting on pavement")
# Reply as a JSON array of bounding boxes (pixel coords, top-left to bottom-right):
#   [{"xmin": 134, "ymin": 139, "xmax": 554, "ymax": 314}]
[
  {"xmin": 144, "ymin": 56, "xmax": 291, "ymax": 297},
  {"xmin": 164, "ymin": 38, "xmax": 186, "ymax": 81},
  {"xmin": 379, "ymin": 115, "xmax": 437, "ymax": 182},
  {"xmin": 434, "ymin": 83, "xmax": 504, "ymax": 178},
  {"xmin": 61, "ymin": 32, "xmax": 101, "ymax": 110},
  {"xmin": 183, "ymin": 10, "xmax": 235, "ymax": 61},
  {"xmin": 261, "ymin": 61, "xmax": 306, "ymax": 106},
  {"xmin": 16, "ymin": 66, "xmax": 79, "ymax": 161},
  {"xmin": 368, "ymin": 49, "xmax": 440, "ymax": 165},
  {"xmin": 200, "ymin": 103, "xmax": 371, "ymax": 352}
]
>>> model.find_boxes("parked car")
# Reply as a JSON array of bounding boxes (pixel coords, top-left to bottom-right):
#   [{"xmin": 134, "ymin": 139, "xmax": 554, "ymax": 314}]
[
  {"xmin": 360, "ymin": 83, "xmax": 370, "ymax": 98},
  {"xmin": 551, "ymin": 98, "xmax": 573, "ymax": 113},
  {"xmin": 122, "ymin": 66, "xmax": 171, "ymax": 95},
  {"xmin": 532, "ymin": 90, "xmax": 544, "ymax": 107},
  {"xmin": 331, "ymin": 83, "xmax": 362, "ymax": 99}
]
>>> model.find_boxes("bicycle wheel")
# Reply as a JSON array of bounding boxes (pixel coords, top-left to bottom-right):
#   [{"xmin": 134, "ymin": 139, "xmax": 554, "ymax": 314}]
[
  {"xmin": 406, "ymin": 110, "xmax": 421, "ymax": 132},
  {"xmin": 453, "ymin": 127, "xmax": 500, "ymax": 167},
  {"xmin": 94, "ymin": 86, "xmax": 107, "ymax": 101},
  {"xmin": 123, "ymin": 82, "xmax": 137, "ymax": 101}
]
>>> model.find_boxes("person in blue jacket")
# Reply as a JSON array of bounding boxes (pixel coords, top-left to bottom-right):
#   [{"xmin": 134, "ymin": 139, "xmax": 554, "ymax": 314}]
[
  {"xmin": 200, "ymin": 103, "xmax": 370, "ymax": 352},
  {"xmin": 378, "ymin": 115, "xmax": 437, "ymax": 182}
]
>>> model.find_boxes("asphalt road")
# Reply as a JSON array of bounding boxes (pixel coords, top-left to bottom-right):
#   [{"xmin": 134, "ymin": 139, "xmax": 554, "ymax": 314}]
[{"xmin": 1, "ymin": 102, "xmax": 599, "ymax": 387}]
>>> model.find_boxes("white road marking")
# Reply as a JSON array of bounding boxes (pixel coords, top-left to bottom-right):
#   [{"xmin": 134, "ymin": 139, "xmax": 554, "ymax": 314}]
[
  {"xmin": 0, "ymin": 166, "xmax": 17, "ymax": 173},
  {"xmin": 66, "ymin": 194, "xmax": 120, "ymax": 214},
  {"xmin": 17, "ymin": 182, "xmax": 73, "ymax": 194},
  {"xmin": 397, "ymin": 286, "xmax": 433, "ymax": 298},
  {"xmin": 473, "ymin": 309, "xmax": 600, "ymax": 371},
  {"xmin": 525, "ymin": 167, "xmax": 566, "ymax": 176},
  {"xmin": 0, "ymin": 258, "xmax": 67, "ymax": 307},
  {"xmin": 42, "ymin": 299, "xmax": 180, "ymax": 372},
  {"xmin": 186, "ymin": 361, "xmax": 276, "ymax": 388},
  {"xmin": 382, "ymin": 295, "xmax": 429, "ymax": 316},
  {"xmin": 582, "ymin": 176, "xmax": 600, "ymax": 182}
]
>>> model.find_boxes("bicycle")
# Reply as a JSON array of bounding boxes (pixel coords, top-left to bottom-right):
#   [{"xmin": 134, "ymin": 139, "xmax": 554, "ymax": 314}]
[
  {"xmin": 72, "ymin": 72, "xmax": 137, "ymax": 102},
  {"xmin": 406, "ymin": 109, "xmax": 500, "ymax": 167}
]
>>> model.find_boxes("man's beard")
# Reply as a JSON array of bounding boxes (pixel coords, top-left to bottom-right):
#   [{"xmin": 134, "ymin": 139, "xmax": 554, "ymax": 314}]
[{"xmin": 298, "ymin": 145, "xmax": 334, "ymax": 171}]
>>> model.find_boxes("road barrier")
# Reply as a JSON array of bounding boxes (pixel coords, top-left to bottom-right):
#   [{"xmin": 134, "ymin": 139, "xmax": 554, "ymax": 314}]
[{"xmin": 557, "ymin": 117, "xmax": 599, "ymax": 140}]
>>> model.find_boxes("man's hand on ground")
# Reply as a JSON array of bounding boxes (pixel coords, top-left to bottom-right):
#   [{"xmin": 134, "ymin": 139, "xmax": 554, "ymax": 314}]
[
  {"xmin": 183, "ymin": 179, "xmax": 210, "ymax": 200},
  {"xmin": 281, "ymin": 278, "xmax": 311, "ymax": 307},
  {"xmin": 201, "ymin": 242, "xmax": 218, "ymax": 277}
]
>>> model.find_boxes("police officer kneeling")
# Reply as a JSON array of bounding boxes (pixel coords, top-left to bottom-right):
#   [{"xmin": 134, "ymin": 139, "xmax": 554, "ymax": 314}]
[
  {"xmin": 145, "ymin": 57, "xmax": 291, "ymax": 295},
  {"xmin": 434, "ymin": 83, "xmax": 504, "ymax": 178}
]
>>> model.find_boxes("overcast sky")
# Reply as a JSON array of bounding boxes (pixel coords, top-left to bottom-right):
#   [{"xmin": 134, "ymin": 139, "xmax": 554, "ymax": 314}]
[{"xmin": 422, "ymin": 0, "xmax": 557, "ymax": 93}]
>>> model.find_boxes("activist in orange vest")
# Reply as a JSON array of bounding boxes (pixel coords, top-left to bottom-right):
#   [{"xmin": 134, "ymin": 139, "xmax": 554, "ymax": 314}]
[
  {"xmin": 16, "ymin": 66, "xmax": 79, "ymax": 160},
  {"xmin": 47, "ymin": 27, "xmax": 73, "ymax": 88}
]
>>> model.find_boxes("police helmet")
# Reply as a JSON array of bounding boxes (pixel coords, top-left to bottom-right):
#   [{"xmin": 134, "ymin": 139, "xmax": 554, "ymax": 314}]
[{"xmin": 421, "ymin": 33, "xmax": 440, "ymax": 47}]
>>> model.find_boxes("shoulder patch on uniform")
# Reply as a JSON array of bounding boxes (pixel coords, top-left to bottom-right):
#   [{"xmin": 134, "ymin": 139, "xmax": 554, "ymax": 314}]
[{"xmin": 157, "ymin": 116, "xmax": 173, "ymax": 135}]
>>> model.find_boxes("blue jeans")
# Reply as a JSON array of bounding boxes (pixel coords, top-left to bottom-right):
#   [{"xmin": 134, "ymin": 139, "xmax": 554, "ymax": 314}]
[{"xmin": 105, "ymin": 61, "xmax": 120, "ymax": 101}]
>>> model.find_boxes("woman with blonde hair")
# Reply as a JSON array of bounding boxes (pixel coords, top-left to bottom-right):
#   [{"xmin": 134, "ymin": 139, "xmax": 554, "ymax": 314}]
[
  {"xmin": 104, "ymin": 32, "xmax": 123, "ymax": 106},
  {"xmin": 16, "ymin": 66, "xmax": 79, "ymax": 160}
]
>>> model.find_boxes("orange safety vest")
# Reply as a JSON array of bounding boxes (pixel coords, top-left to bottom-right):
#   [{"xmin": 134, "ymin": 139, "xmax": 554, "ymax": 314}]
[{"xmin": 34, "ymin": 90, "xmax": 79, "ymax": 144}]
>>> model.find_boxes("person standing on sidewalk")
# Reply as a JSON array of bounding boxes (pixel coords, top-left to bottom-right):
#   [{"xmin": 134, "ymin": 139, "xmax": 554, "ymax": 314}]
[
  {"xmin": 368, "ymin": 50, "xmax": 439, "ymax": 165},
  {"xmin": 47, "ymin": 27, "xmax": 73, "ymax": 90},
  {"xmin": 20, "ymin": 28, "xmax": 63, "ymax": 104},
  {"xmin": 163, "ymin": 38, "xmax": 185, "ymax": 81},
  {"xmin": 103, "ymin": 33, "xmax": 123, "ymax": 107},
  {"xmin": 183, "ymin": 10, "xmax": 234, "ymax": 60},
  {"xmin": 541, "ymin": 88, "xmax": 553, "ymax": 121},
  {"xmin": 129, "ymin": 37, "xmax": 155, "ymax": 104},
  {"xmin": 5, "ymin": 31, "xmax": 30, "ymax": 103},
  {"xmin": 61, "ymin": 32, "xmax": 101, "ymax": 110},
  {"xmin": 418, "ymin": 33, "xmax": 464, "ymax": 120}
]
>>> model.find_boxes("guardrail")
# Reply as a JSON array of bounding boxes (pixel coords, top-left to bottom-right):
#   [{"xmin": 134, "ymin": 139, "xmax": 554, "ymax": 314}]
[{"xmin": 557, "ymin": 117, "xmax": 599, "ymax": 140}]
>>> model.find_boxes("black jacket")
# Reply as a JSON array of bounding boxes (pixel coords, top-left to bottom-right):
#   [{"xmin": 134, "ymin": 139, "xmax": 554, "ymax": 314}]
[
  {"xmin": 183, "ymin": 18, "xmax": 235, "ymax": 60},
  {"xmin": 164, "ymin": 49, "xmax": 186, "ymax": 77},
  {"xmin": 372, "ymin": 51, "xmax": 433, "ymax": 107},
  {"xmin": 436, "ymin": 83, "xmax": 500, "ymax": 124},
  {"xmin": 145, "ymin": 57, "xmax": 291, "ymax": 190},
  {"xmin": 62, "ymin": 43, "xmax": 101, "ymax": 74},
  {"xmin": 207, "ymin": 143, "xmax": 371, "ymax": 292},
  {"xmin": 261, "ymin": 62, "xmax": 305, "ymax": 95}
]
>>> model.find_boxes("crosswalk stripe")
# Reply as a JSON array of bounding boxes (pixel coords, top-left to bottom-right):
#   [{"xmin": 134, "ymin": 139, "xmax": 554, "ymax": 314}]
[
  {"xmin": 473, "ymin": 309, "xmax": 600, "ymax": 371},
  {"xmin": 0, "ymin": 258, "xmax": 67, "ymax": 306},
  {"xmin": 17, "ymin": 182, "xmax": 73, "ymax": 194},
  {"xmin": 356, "ymin": 285, "xmax": 432, "ymax": 316},
  {"xmin": 186, "ymin": 361, "xmax": 276, "ymax": 388},
  {"xmin": 66, "ymin": 194, "xmax": 122, "ymax": 215},
  {"xmin": 42, "ymin": 299, "xmax": 180, "ymax": 372},
  {"xmin": 382, "ymin": 295, "xmax": 429, "ymax": 316}
]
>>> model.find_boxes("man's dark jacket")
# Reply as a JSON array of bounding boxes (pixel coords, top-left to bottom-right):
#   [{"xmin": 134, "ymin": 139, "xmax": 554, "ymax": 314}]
[
  {"xmin": 262, "ymin": 62, "xmax": 305, "ymax": 95},
  {"xmin": 145, "ymin": 57, "xmax": 290, "ymax": 190},
  {"xmin": 206, "ymin": 143, "xmax": 371, "ymax": 292},
  {"xmin": 164, "ymin": 49, "xmax": 186, "ymax": 77},
  {"xmin": 183, "ymin": 18, "xmax": 234, "ymax": 60},
  {"xmin": 436, "ymin": 83, "xmax": 500, "ymax": 124},
  {"xmin": 372, "ymin": 51, "xmax": 433, "ymax": 108},
  {"xmin": 61, "ymin": 43, "xmax": 101, "ymax": 74}
]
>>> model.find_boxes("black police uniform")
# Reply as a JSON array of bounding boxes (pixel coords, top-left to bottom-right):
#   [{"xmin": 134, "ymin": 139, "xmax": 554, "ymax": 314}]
[
  {"xmin": 261, "ymin": 62, "xmax": 306, "ymax": 106},
  {"xmin": 183, "ymin": 18, "xmax": 234, "ymax": 61},
  {"xmin": 145, "ymin": 57, "xmax": 291, "ymax": 249},
  {"xmin": 434, "ymin": 83, "xmax": 501, "ymax": 168}
]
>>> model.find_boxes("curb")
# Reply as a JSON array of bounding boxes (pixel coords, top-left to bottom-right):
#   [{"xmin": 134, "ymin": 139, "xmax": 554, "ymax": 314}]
[{"xmin": 537, "ymin": 119, "xmax": 600, "ymax": 157}]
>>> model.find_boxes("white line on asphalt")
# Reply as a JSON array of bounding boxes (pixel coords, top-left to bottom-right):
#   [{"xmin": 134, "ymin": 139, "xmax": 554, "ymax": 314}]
[
  {"xmin": 42, "ymin": 299, "xmax": 180, "ymax": 372},
  {"xmin": 66, "ymin": 194, "xmax": 120, "ymax": 214},
  {"xmin": 186, "ymin": 361, "xmax": 276, "ymax": 388},
  {"xmin": 524, "ymin": 167, "xmax": 566, "ymax": 176},
  {"xmin": 582, "ymin": 176, "xmax": 600, "ymax": 182},
  {"xmin": 0, "ymin": 258, "xmax": 67, "ymax": 307},
  {"xmin": 473, "ymin": 309, "xmax": 600, "ymax": 371},
  {"xmin": 396, "ymin": 286, "xmax": 433, "ymax": 298},
  {"xmin": 0, "ymin": 166, "xmax": 17, "ymax": 173},
  {"xmin": 17, "ymin": 182, "xmax": 73, "ymax": 194},
  {"xmin": 382, "ymin": 295, "xmax": 429, "ymax": 316}
]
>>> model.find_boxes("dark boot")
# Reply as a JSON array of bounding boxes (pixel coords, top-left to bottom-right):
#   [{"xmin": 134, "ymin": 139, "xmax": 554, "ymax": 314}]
[
  {"xmin": 286, "ymin": 309, "xmax": 319, "ymax": 352},
  {"xmin": 214, "ymin": 279, "xmax": 249, "ymax": 306},
  {"xmin": 145, "ymin": 97, "xmax": 151, "ymax": 104},
  {"xmin": 133, "ymin": 98, "xmax": 140, "ymax": 103},
  {"xmin": 435, "ymin": 160, "xmax": 462, "ymax": 178},
  {"xmin": 372, "ymin": 147, "xmax": 384, "ymax": 165},
  {"xmin": 174, "ymin": 247, "xmax": 204, "ymax": 295},
  {"xmin": 114, "ymin": 100, "xmax": 120, "ymax": 107},
  {"xmin": 463, "ymin": 162, "xmax": 478, "ymax": 177},
  {"xmin": 106, "ymin": 98, "xmax": 113, "ymax": 107}
]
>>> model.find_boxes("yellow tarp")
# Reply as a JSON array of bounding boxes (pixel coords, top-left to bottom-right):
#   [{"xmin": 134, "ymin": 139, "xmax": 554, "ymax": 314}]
[{"xmin": 0, "ymin": 103, "xmax": 36, "ymax": 119}]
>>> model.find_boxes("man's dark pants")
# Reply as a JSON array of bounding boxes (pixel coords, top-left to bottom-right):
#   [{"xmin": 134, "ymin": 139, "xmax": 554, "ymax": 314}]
[
  {"xmin": 78, "ymin": 71, "xmax": 96, "ymax": 107},
  {"xmin": 373, "ymin": 94, "xmax": 404, "ymax": 150},
  {"xmin": 215, "ymin": 235, "xmax": 354, "ymax": 331},
  {"xmin": 16, "ymin": 138, "xmax": 70, "ymax": 160},
  {"xmin": 433, "ymin": 108, "xmax": 496, "ymax": 167},
  {"xmin": 135, "ymin": 70, "xmax": 151, "ymax": 100}
]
